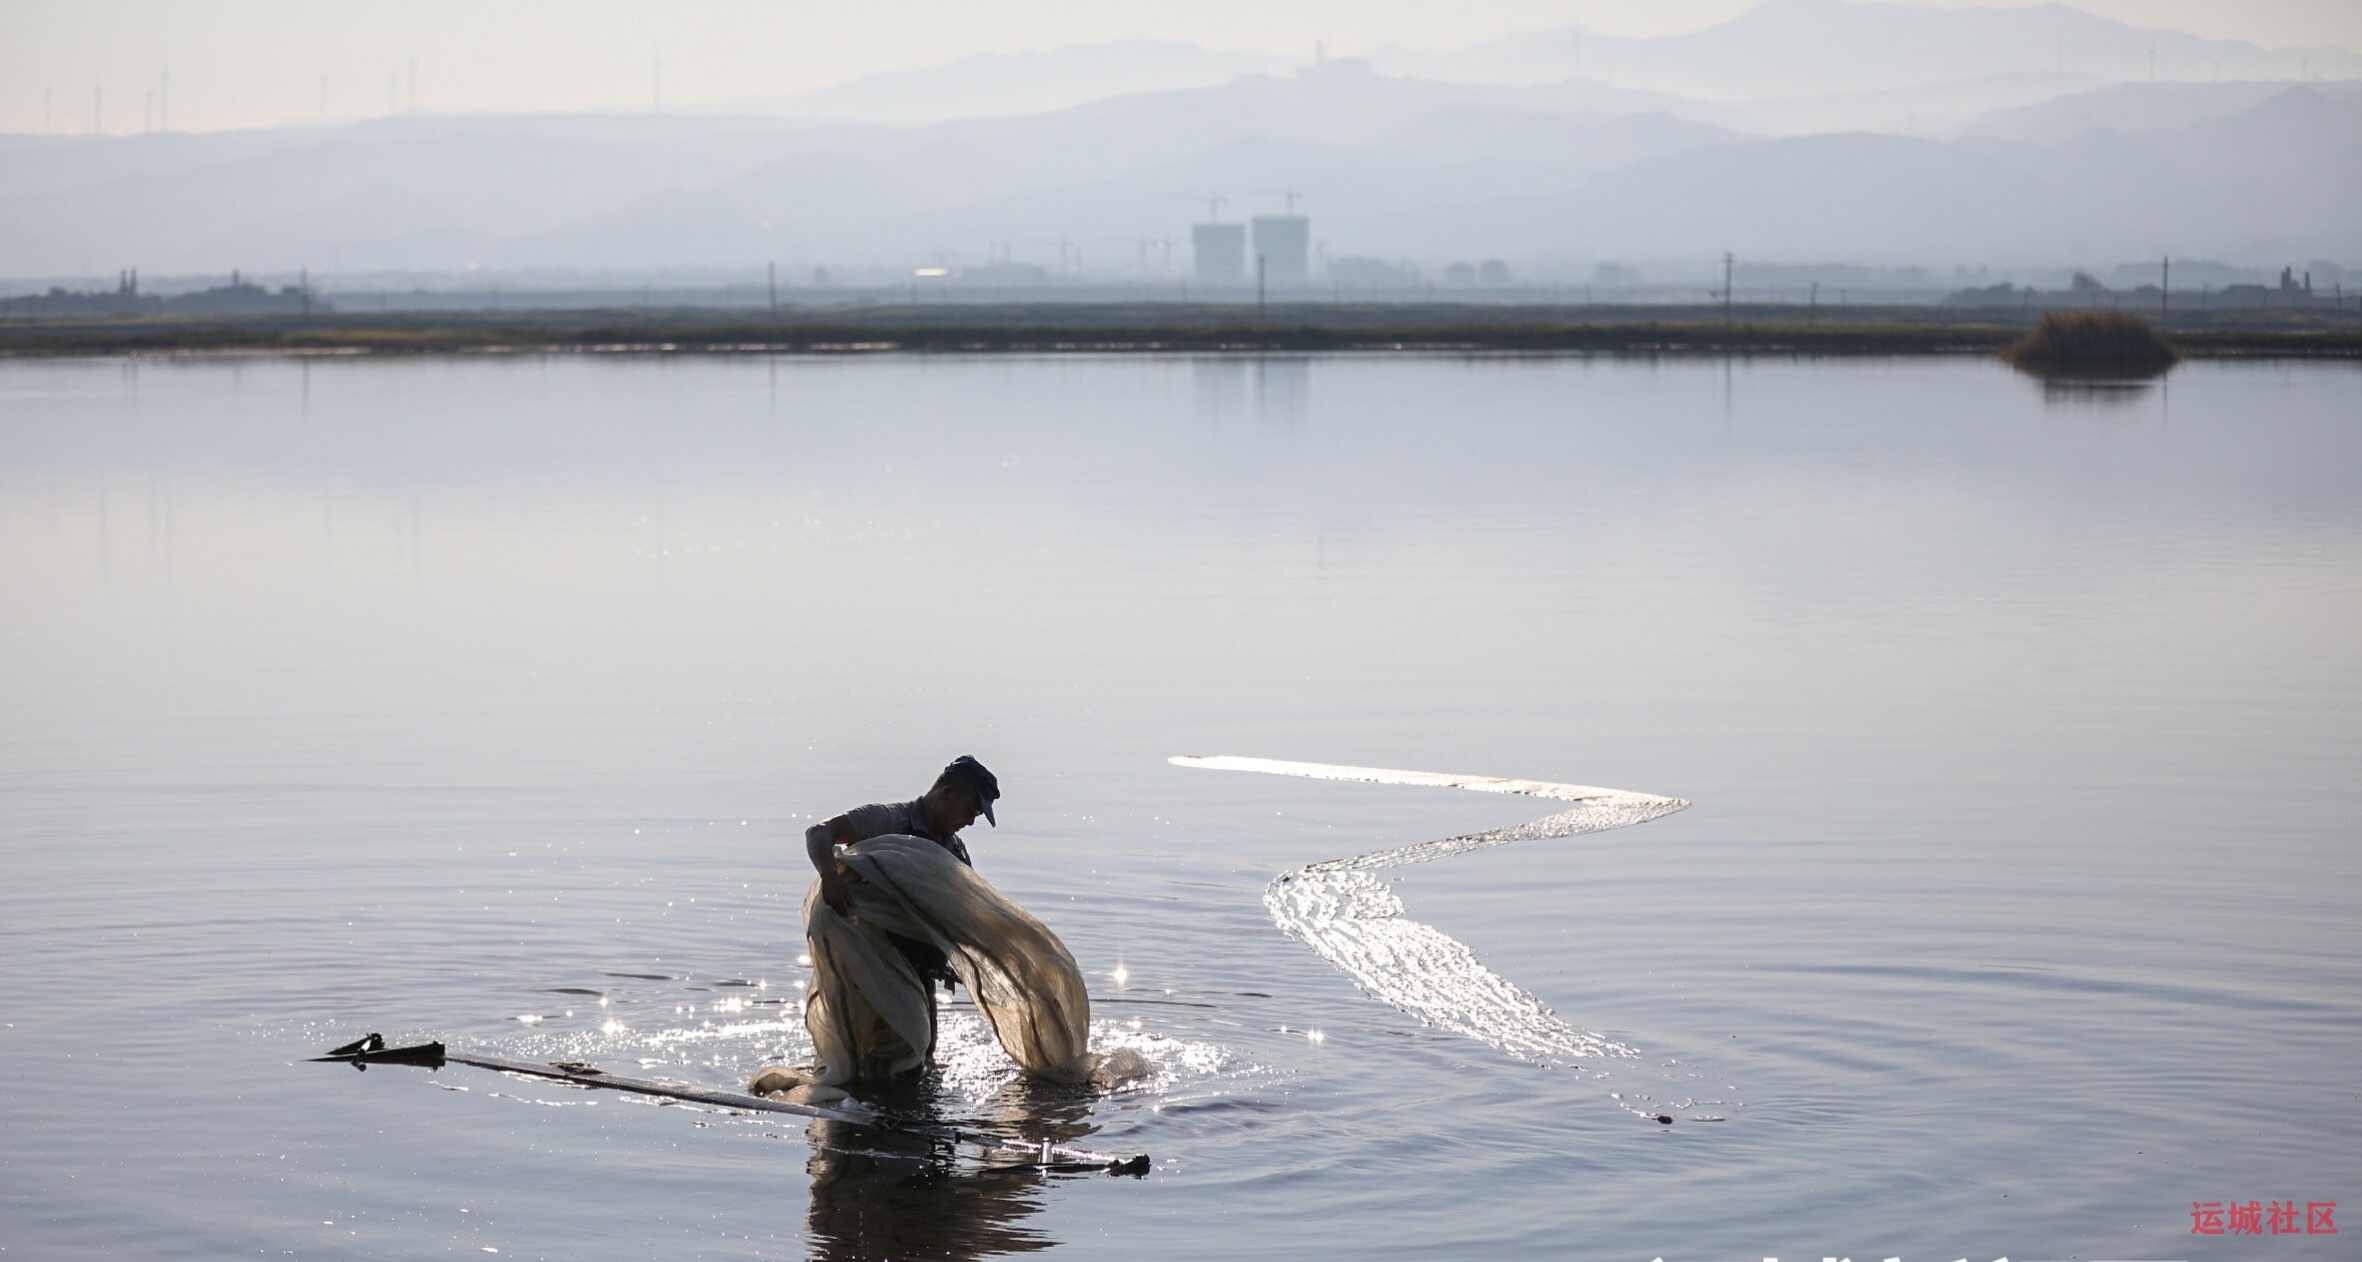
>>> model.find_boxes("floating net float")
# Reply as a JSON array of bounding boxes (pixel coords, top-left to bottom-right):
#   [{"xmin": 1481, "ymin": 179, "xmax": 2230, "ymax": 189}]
[{"xmin": 1171, "ymin": 755, "xmax": 1738, "ymax": 1124}]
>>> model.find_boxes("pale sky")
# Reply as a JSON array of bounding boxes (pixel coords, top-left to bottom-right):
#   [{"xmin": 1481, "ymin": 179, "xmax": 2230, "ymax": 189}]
[{"xmin": 4, "ymin": 0, "xmax": 2357, "ymax": 134}]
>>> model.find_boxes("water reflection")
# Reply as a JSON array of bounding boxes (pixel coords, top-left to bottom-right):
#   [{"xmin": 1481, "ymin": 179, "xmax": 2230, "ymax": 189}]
[
  {"xmin": 2011, "ymin": 361, "xmax": 2173, "ymax": 408},
  {"xmin": 802, "ymin": 1075, "xmax": 1112, "ymax": 1259},
  {"xmin": 804, "ymin": 1118, "xmax": 1053, "ymax": 1260},
  {"xmin": 2035, "ymin": 377, "xmax": 2162, "ymax": 407},
  {"xmin": 1191, "ymin": 355, "xmax": 1309, "ymax": 422},
  {"xmin": 1255, "ymin": 356, "xmax": 1309, "ymax": 421}
]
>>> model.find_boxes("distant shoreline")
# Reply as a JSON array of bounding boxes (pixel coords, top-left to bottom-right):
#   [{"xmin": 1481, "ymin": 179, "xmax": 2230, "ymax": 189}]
[{"xmin": 3, "ymin": 304, "xmax": 2357, "ymax": 359}]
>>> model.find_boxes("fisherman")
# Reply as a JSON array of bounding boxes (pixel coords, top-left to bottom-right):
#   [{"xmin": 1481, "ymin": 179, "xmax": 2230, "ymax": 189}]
[
  {"xmin": 752, "ymin": 754, "xmax": 1144, "ymax": 1098},
  {"xmin": 803, "ymin": 754, "xmax": 1001, "ymax": 998}
]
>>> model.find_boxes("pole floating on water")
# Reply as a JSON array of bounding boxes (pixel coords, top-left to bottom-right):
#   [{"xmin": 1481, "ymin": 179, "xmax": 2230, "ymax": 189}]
[{"xmin": 313, "ymin": 1034, "xmax": 1149, "ymax": 1175}]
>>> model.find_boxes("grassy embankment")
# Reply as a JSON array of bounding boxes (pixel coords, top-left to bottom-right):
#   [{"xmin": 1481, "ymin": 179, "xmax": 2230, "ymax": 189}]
[{"xmin": 2, "ymin": 303, "xmax": 2356, "ymax": 358}]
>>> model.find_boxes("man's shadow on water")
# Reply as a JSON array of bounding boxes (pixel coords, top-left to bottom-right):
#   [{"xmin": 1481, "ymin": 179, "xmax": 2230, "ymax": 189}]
[{"xmin": 800, "ymin": 1072, "xmax": 1110, "ymax": 1261}]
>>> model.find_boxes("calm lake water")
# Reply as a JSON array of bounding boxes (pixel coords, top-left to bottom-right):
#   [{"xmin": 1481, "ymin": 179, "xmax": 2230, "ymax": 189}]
[{"xmin": 2, "ymin": 352, "xmax": 2357, "ymax": 1261}]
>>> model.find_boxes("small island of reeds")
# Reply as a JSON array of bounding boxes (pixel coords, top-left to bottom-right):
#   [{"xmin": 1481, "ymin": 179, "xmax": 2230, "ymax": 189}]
[{"xmin": 2001, "ymin": 310, "xmax": 2180, "ymax": 375}]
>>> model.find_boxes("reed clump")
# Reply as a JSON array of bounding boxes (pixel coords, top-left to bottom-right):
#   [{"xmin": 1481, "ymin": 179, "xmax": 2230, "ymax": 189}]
[{"xmin": 2002, "ymin": 310, "xmax": 2179, "ymax": 372}]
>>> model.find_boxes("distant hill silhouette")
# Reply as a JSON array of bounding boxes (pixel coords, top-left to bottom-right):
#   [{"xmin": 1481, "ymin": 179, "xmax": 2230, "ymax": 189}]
[
  {"xmin": 1962, "ymin": 79, "xmax": 2360, "ymax": 141},
  {"xmin": 0, "ymin": 16, "xmax": 2356, "ymax": 279},
  {"xmin": 748, "ymin": 40, "xmax": 1290, "ymax": 123},
  {"xmin": 1374, "ymin": 0, "xmax": 2362, "ymax": 98}
]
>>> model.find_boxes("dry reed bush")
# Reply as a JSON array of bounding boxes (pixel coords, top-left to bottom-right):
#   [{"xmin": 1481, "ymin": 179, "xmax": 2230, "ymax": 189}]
[{"xmin": 2002, "ymin": 310, "xmax": 2180, "ymax": 373}]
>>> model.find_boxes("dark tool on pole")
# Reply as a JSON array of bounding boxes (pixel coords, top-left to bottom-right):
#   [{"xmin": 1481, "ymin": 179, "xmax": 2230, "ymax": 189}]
[{"xmin": 321, "ymin": 1032, "xmax": 448, "ymax": 1068}]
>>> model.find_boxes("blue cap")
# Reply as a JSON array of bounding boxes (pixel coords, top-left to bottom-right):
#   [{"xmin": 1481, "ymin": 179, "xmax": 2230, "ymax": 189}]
[{"xmin": 942, "ymin": 755, "xmax": 999, "ymax": 826}]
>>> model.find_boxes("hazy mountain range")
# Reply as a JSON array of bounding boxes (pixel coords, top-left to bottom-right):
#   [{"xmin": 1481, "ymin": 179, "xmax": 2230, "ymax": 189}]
[
  {"xmin": 2, "ymin": 0, "xmax": 2357, "ymax": 282},
  {"xmin": 735, "ymin": 40, "xmax": 1293, "ymax": 124},
  {"xmin": 1373, "ymin": 0, "xmax": 2362, "ymax": 98}
]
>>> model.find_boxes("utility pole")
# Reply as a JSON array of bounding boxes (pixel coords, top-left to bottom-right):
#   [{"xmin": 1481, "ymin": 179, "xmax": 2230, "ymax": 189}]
[
  {"xmin": 1723, "ymin": 251, "xmax": 1733, "ymax": 321},
  {"xmin": 767, "ymin": 261, "xmax": 777, "ymax": 314},
  {"xmin": 300, "ymin": 267, "xmax": 311, "ymax": 319},
  {"xmin": 2161, "ymin": 256, "xmax": 2170, "ymax": 314},
  {"xmin": 1257, "ymin": 255, "xmax": 1267, "ymax": 315},
  {"xmin": 1810, "ymin": 281, "xmax": 1819, "ymax": 310}
]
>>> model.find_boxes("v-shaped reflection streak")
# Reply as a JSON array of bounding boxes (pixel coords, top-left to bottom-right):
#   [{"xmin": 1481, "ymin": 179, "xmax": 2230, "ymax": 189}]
[{"xmin": 1171, "ymin": 755, "xmax": 1732, "ymax": 1122}]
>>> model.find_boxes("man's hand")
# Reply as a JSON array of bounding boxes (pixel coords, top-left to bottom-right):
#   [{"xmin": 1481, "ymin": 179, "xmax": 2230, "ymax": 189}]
[
  {"xmin": 818, "ymin": 869, "xmax": 854, "ymax": 916},
  {"xmin": 806, "ymin": 823, "xmax": 855, "ymax": 915}
]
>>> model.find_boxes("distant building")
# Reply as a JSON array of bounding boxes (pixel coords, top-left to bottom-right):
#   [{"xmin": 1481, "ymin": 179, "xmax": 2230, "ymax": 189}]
[
  {"xmin": 1250, "ymin": 216, "xmax": 1308, "ymax": 287},
  {"xmin": 1941, "ymin": 282, "xmax": 2028, "ymax": 308},
  {"xmin": 1939, "ymin": 263, "xmax": 2349, "ymax": 311},
  {"xmin": 1194, "ymin": 223, "xmax": 1246, "ymax": 285},
  {"xmin": 0, "ymin": 269, "xmax": 160, "ymax": 318},
  {"xmin": 1942, "ymin": 263, "xmax": 2346, "ymax": 312},
  {"xmin": 2211, "ymin": 269, "xmax": 2334, "ymax": 309},
  {"xmin": 5, "ymin": 270, "xmax": 333, "ymax": 319},
  {"xmin": 165, "ymin": 274, "xmax": 324, "ymax": 315}
]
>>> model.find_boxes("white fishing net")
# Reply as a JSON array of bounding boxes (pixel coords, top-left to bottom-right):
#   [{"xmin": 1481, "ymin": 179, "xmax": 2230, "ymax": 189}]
[{"xmin": 765, "ymin": 835, "xmax": 1143, "ymax": 1094}]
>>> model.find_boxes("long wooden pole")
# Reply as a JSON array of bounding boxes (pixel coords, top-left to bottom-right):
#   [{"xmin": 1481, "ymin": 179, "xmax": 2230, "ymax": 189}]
[{"xmin": 317, "ymin": 1036, "xmax": 1148, "ymax": 1173}]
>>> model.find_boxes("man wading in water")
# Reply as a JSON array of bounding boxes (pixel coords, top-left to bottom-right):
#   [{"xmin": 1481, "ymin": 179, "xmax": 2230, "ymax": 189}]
[
  {"xmin": 808, "ymin": 755, "xmax": 1000, "ymax": 1013},
  {"xmin": 750, "ymin": 758, "xmax": 1144, "ymax": 1100}
]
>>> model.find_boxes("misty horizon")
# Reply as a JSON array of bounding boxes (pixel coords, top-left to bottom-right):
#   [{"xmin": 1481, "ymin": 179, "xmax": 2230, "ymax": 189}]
[
  {"xmin": 5, "ymin": 0, "xmax": 2359, "ymax": 293},
  {"xmin": 9, "ymin": 0, "xmax": 2362, "ymax": 133}
]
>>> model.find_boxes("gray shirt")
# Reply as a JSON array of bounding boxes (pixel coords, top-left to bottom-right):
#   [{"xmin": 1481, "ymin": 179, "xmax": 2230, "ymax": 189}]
[
  {"xmin": 817, "ymin": 798, "xmax": 975, "ymax": 990},
  {"xmin": 824, "ymin": 799, "xmax": 974, "ymax": 869}
]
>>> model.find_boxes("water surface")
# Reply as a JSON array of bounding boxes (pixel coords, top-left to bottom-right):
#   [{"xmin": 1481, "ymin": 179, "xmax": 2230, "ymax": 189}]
[{"xmin": 2, "ymin": 353, "xmax": 2357, "ymax": 1260}]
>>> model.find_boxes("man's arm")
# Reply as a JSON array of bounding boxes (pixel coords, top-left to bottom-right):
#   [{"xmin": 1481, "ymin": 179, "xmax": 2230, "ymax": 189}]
[
  {"xmin": 805, "ymin": 819, "xmax": 856, "ymax": 914},
  {"xmin": 807, "ymin": 805, "xmax": 902, "ymax": 914}
]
